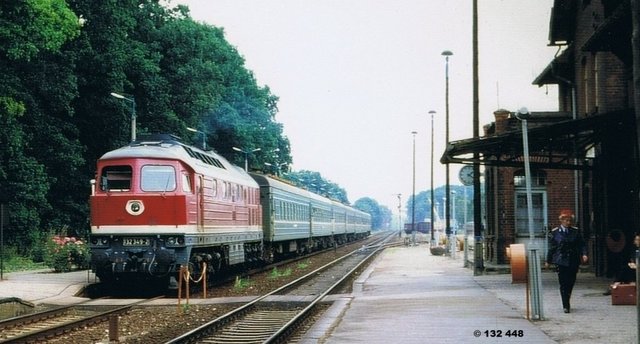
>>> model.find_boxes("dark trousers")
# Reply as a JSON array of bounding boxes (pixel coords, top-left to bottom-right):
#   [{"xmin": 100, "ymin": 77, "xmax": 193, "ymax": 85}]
[{"xmin": 557, "ymin": 265, "xmax": 579, "ymax": 309}]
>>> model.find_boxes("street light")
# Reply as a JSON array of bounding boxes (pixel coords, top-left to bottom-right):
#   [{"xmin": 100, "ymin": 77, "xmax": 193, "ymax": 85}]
[
  {"xmin": 516, "ymin": 106, "xmax": 544, "ymax": 320},
  {"xmin": 397, "ymin": 193, "xmax": 402, "ymax": 238},
  {"xmin": 411, "ymin": 131, "xmax": 418, "ymax": 246},
  {"xmin": 442, "ymin": 50, "xmax": 453, "ymax": 256},
  {"xmin": 429, "ymin": 110, "xmax": 437, "ymax": 245},
  {"xmin": 186, "ymin": 127, "xmax": 206, "ymax": 150},
  {"xmin": 110, "ymin": 92, "xmax": 136, "ymax": 142},
  {"xmin": 264, "ymin": 162, "xmax": 288, "ymax": 176},
  {"xmin": 233, "ymin": 147, "xmax": 261, "ymax": 172},
  {"xmin": 451, "ymin": 190, "xmax": 457, "ymax": 232}
]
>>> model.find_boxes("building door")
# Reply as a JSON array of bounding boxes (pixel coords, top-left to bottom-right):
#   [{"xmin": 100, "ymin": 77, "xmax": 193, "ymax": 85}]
[{"xmin": 514, "ymin": 190, "xmax": 548, "ymax": 258}]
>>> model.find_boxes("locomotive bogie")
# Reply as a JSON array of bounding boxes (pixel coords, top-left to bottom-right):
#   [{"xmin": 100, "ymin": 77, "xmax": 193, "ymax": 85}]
[{"xmin": 90, "ymin": 233, "xmax": 185, "ymax": 283}]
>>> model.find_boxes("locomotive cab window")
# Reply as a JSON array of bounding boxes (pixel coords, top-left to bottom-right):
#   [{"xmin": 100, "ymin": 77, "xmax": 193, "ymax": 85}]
[
  {"xmin": 141, "ymin": 165, "xmax": 176, "ymax": 192},
  {"xmin": 100, "ymin": 165, "xmax": 132, "ymax": 191}
]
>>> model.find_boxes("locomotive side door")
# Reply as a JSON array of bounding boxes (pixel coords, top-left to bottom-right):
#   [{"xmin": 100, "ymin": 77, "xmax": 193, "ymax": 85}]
[{"xmin": 197, "ymin": 175, "xmax": 204, "ymax": 232}]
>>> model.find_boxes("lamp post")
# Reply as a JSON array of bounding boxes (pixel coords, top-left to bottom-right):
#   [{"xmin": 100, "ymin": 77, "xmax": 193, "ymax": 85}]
[
  {"xmin": 264, "ymin": 162, "xmax": 288, "ymax": 176},
  {"xmin": 110, "ymin": 92, "xmax": 136, "ymax": 142},
  {"xmin": 442, "ymin": 50, "xmax": 453, "ymax": 256},
  {"xmin": 429, "ymin": 110, "xmax": 436, "ymax": 245},
  {"xmin": 516, "ymin": 107, "xmax": 544, "ymax": 320},
  {"xmin": 186, "ymin": 127, "xmax": 206, "ymax": 150},
  {"xmin": 397, "ymin": 193, "xmax": 402, "ymax": 238},
  {"xmin": 411, "ymin": 131, "xmax": 418, "ymax": 246},
  {"xmin": 451, "ymin": 190, "xmax": 457, "ymax": 231},
  {"xmin": 232, "ymin": 147, "xmax": 261, "ymax": 172}
]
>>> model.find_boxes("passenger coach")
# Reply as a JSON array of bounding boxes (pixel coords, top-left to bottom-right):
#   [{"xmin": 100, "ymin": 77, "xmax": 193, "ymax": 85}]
[{"xmin": 250, "ymin": 173, "xmax": 371, "ymax": 260}]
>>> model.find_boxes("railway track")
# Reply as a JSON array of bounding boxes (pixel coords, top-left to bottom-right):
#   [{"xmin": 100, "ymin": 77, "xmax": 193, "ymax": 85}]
[
  {"xmin": 165, "ymin": 233, "xmax": 397, "ymax": 343},
  {"xmin": 0, "ymin": 297, "xmax": 161, "ymax": 343}
]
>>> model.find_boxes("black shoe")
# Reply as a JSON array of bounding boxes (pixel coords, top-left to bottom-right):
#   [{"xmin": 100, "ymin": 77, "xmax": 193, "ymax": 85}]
[
  {"xmin": 603, "ymin": 289, "xmax": 612, "ymax": 296},
  {"xmin": 563, "ymin": 308, "xmax": 570, "ymax": 313}
]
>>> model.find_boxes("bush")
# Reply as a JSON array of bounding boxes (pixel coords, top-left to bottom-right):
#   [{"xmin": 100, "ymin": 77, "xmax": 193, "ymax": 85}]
[{"xmin": 44, "ymin": 235, "xmax": 90, "ymax": 272}]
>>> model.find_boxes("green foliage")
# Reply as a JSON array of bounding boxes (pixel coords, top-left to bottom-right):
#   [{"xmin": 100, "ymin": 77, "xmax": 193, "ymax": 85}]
[
  {"xmin": 285, "ymin": 170, "xmax": 349, "ymax": 204},
  {"xmin": 0, "ymin": 246, "xmax": 46, "ymax": 272},
  {"xmin": 268, "ymin": 266, "xmax": 292, "ymax": 279},
  {"xmin": 233, "ymin": 275, "xmax": 253, "ymax": 291},
  {"xmin": 43, "ymin": 235, "xmax": 89, "ymax": 272},
  {"xmin": 354, "ymin": 197, "xmax": 392, "ymax": 230},
  {"xmin": 297, "ymin": 260, "xmax": 310, "ymax": 270},
  {"xmin": 406, "ymin": 185, "xmax": 474, "ymax": 229},
  {"xmin": 0, "ymin": 0, "xmax": 80, "ymax": 61}
]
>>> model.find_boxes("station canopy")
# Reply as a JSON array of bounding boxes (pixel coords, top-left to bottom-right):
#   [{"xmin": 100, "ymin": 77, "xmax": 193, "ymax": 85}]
[{"xmin": 440, "ymin": 110, "xmax": 634, "ymax": 170}]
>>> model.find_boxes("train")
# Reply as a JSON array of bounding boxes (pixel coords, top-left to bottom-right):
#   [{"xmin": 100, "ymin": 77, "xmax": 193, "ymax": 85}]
[{"xmin": 88, "ymin": 134, "xmax": 371, "ymax": 288}]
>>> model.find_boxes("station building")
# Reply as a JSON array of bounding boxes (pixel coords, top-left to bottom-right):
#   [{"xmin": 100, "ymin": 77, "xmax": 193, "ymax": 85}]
[{"xmin": 443, "ymin": 0, "xmax": 639, "ymax": 278}]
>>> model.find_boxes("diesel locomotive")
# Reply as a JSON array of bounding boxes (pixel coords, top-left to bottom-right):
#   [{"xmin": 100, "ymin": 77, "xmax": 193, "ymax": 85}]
[{"xmin": 89, "ymin": 134, "xmax": 370, "ymax": 288}]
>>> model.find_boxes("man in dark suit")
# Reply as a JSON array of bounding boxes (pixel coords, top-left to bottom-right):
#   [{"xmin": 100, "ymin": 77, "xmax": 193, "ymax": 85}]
[{"xmin": 545, "ymin": 209, "xmax": 588, "ymax": 313}]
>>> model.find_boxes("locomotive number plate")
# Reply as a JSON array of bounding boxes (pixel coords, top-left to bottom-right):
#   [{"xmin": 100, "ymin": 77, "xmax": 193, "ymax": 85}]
[{"xmin": 122, "ymin": 237, "xmax": 150, "ymax": 246}]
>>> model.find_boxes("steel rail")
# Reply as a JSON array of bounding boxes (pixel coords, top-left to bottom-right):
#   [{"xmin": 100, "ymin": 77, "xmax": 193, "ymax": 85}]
[
  {"xmin": 0, "ymin": 297, "xmax": 163, "ymax": 343},
  {"xmin": 165, "ymin": 232, "xmax": 395, "ymax": 344}
]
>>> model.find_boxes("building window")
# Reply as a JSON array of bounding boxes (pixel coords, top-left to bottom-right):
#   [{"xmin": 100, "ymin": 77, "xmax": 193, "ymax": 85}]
[
  {"xmin": 513, "ymin": 169, "xmax": 548, "ymax": 237},
  {"xmin": 514, "ymin": 191, "xmax": 548, "ymax": 236},
  {"xmin": 513, "ymin": 170, "xmax": 546, "ymax": 187}
]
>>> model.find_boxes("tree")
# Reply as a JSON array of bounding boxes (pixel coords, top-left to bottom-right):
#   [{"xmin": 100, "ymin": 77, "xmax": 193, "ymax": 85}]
[
  {"xmin": 354, "ymin": 197, "xmax": 392, "ymax": 230},
  {"xmin": 0, "ymin": 0, "xmax": 80, "ymax": 247},
  {"xmin": 285, "ymin": 170, "xmax": 349, "ymax": 204},
  {"xmin": 0, "ymin": 0, "xmax": 79, "ymax": 61},
  {"xmin": 406, "ymin": 185, "xmax": 474, "ymax": 229},
  {"xmin": 0, "ymin": 0, "xmax": 295, "ymax": 251},
  {"xmin": 0, "ymin": 97, "xmax": 49, "ymax": 249}
]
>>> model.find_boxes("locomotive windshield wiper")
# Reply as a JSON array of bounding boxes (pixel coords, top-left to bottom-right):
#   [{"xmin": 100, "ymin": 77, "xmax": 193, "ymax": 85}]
[{"xmin": 162, "ymin": 174, "xmax": 172, "ymax": 196}]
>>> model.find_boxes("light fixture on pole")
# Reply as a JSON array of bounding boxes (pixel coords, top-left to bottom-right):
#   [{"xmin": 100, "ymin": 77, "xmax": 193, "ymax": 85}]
[
  {"xmin": 186, "ymin": 127, "xmax": 206, "ymax": 150},
  {"xmin": 397, "ymin": 193, "xmax": 402, "ymax": 238},
  {"xmin": 441, "ymin": 50, "xmax": 453, "ymax": 256},
  {"xmin": 516, "ymin": 107, "xmax": 544, "ymax": 320},
  {"xmin": 429, "ymin": 110, "xmax": 436, "ymax": 246},
  {"xmin": 233, "ymin": 147, "xmax": 261, "ymax": 172},
  {"xmin": 411, "ymin": 131, "xmax": 418, "ymax": 246},
  {"xmin": 110, "ymin": 92, "xmax": 136, "ymax": 142},
  {"xmin": 264, "ymin": 162, "xmax": 288, "ymax": 176}
]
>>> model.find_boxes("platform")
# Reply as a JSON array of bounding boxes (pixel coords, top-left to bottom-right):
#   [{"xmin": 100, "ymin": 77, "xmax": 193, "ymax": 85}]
[{"xmin": 301, "ymin": 245, "xmax": 637, "ymax": 344}]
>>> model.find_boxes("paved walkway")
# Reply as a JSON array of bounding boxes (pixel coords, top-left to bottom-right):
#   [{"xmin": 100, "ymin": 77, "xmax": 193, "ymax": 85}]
[
  {"xmin": 0, "ymin": 269, "xmax": 93, "ymax": 304},
  {"xmin": 302, "ymin": 245, "xmax": 637, "ymax": 344}
]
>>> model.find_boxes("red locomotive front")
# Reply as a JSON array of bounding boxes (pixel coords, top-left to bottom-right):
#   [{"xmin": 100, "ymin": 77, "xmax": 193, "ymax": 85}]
[{"xmin": 89, "ymin": 135, "xmax": 263, "ymax": 288}]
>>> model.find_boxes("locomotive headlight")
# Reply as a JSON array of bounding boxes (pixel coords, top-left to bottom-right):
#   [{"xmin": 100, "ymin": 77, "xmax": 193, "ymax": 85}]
[
  {"xmin": 125, "ymin": 200, "xmax": 145, "ymax": 216},
  {"xmin": 165, "ymin": 236, "xmax": 184, "ymax": 247},
  {"xmin": 90, "ymin": 237, "xmax": 110, "ymax": 247}
]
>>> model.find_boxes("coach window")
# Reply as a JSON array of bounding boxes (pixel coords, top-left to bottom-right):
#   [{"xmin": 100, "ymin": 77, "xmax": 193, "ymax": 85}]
[
  {"xmin": 141, "ymin": 165, "xmax": 176, "ymax": 192},
  {"xmin": 182, "ymin": 173, "xmax": 192, "ymax": 193},
  {"xmin": 211, "ymin": 179, "xmax": 218, "ymax": 197},
  {"xmin": 100, "ymin": 165, "xmax": 132, "ymax": 191}
]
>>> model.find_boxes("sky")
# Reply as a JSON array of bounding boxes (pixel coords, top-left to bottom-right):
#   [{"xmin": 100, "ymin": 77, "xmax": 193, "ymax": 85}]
[{"xmin": 174, "ymin": 0, "xmax": 560, "ymax": 213}]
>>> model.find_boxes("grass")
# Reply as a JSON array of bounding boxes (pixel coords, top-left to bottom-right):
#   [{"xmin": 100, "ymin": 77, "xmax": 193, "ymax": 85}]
[
  {"xmin": 0, "ymin": 255, "xmax": 47, "ymax": 273},
  {"xmin": 233, "ymin": 276, "xmax": 254, "ymax": 291},
  {"xmin": 297, "ymin": 259, "xmax": 310, "ymax": 270},
  {"xmin": 268, "ymin": 266, "xmax": 292, "ymax": 279}
]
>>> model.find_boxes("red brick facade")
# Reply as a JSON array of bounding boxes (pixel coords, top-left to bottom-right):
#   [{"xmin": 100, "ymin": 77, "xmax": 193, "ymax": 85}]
[
  {"xmin": 481, "ymin": 0, "xmax": 640, "ymax": 275},
  {"xmin": 482, "ymin": 110, "xmax": 578, "ymax": 264}
]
